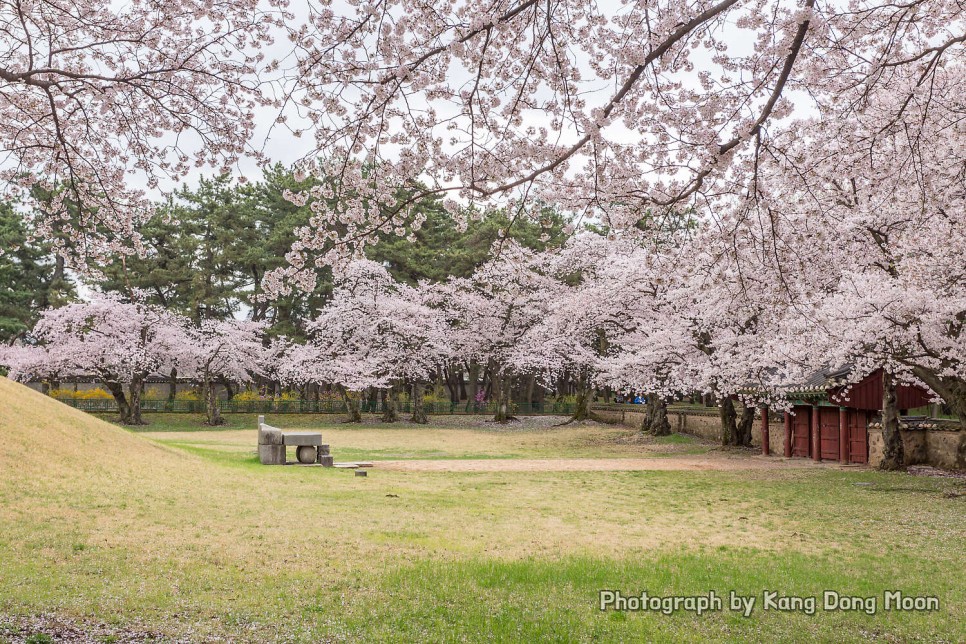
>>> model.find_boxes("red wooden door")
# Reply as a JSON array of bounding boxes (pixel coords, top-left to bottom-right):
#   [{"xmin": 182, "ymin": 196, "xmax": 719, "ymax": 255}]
[
  {"xmin": 819, "ymin": 408, "xmax": 840, "ymax": 460},
  {"xmin": 791, "ymin": 407, "xmax": 811, "ymax": 457},
  {"xmin": 848, "ymin": 411, "xmax": 868, "ymax": 464}
]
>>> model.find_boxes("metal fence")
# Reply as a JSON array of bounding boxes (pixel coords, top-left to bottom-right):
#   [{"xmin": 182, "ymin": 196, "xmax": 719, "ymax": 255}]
[{"xmin": 57, "ymin": 397, "xmax": 579, "ymax": 416}]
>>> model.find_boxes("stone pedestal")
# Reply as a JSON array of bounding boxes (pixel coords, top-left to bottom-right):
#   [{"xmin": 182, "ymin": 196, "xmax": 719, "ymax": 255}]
[{"xmin": 258, "ymin": 444, "xmax": 286, "ymax": 465}]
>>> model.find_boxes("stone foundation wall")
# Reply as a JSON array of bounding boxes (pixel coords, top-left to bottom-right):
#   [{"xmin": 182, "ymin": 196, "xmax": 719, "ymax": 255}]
[
  {"xmin": 595, "ymin": 405, "xmax": 965, "ymax": 470},
  {"xmin": 868, "ymin": 426, "xmax": 965, "ymax": 470},
  {"xmin": 592, "ymin": 405, "xmax": 784, "ymax": 453}
]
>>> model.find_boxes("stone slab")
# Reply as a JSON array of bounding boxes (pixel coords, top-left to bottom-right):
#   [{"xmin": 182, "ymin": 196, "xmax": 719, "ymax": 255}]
[
  {"xmin": 258, "ymin": 429, "xmax": 284, "ymax": 445},
  {"xmin": 282, "ymin": 432, "xmax": 323, "ymax": 446}
]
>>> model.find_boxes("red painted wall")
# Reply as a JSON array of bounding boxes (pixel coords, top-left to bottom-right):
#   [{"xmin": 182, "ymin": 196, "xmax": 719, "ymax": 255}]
[{"xmin": 828, "ymin": 369, "xmax": 931, "ymax": 412}]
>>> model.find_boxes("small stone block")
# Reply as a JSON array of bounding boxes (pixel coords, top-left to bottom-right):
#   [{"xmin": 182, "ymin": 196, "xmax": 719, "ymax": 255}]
[
  {"xmin": 354, "ymin": 469, "xmax": 367, "ymax": 477},
  {"xmin": 258, "ymin": 444, "xmax": 285, "ymax": 465},
  {"xmin": 319, "ymin": 444, "xmax": 330, "ymax": 456},
  {"xmin": 259, "ymin": 429, "xmax": 284, "ymax": 445},
  {"xmin": 319, "ymin": 455, "xmax": 334, "ymax": 467}
]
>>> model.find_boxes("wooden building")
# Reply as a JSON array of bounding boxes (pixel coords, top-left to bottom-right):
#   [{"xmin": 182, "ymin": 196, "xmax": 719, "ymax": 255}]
[{"xmin": 780, "ymin": 368, "xmax": 932, "ymax": 464}]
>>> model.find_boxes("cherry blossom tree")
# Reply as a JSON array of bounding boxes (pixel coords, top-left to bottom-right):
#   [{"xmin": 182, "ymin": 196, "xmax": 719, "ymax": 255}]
[
  {"xmin": 183, "ymin": 319, "xmax": 267, "ymax": 426},
  {"xmin": 0, "ymin": 0, "xmax": 276, "ymax": 264},
  {"xmin": 271, "ymin": 0, "xmax": 966, "ymax": 281},
  {"xmin": 0, "ymin": 295, "xmax": 191, "ymax": 424},
  {"xmin": 533, "ymin": 226, "xmax": 807, "ymax": 443},
  {"xmin": 278, "ymin": 260, "xmax": 450, "ymax": 423},
  {"xmin": 268, "ymin": 1, "xmax": 963, "ymax": 460},
  {"xmin": 428, "ymin": 242, "xmax": 558, "ymax": 422},
  {"xmin": 512, "ymin": 234, "xmax": 624, "ymax": 422},
  {"xmin": 620, "ymin": 36, "xmax": 962, "ymax": 467}
]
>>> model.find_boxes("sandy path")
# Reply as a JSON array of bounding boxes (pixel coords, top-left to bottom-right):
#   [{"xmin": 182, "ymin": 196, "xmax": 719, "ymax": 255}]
[{"xmin": 375, "ymin": 455, "xmax": 841, "ymax": 472}]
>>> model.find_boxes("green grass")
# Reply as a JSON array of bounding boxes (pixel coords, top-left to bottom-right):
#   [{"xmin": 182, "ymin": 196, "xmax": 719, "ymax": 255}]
[
  {"xmin": 3, "ymin": 461, "xmax": 963, "ymax": 641},
  {"xmin": 132, "ymin": 415, "xmax": 717, "ymax": 462},
  {"xmin": 3, "ymin": 396, "xmax": 964, "ymax": 642},
  {"xmin": 2, "ymin": 464, "xmax": 965, "ymax": 641},
  {"xmin": 655, "ymin": 433, "xmax": 697, "ymax": 444}
]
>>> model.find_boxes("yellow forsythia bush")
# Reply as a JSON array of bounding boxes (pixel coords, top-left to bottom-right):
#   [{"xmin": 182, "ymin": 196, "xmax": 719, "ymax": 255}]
[
  {"xmin": 232, "ymin": 389, "xmax": 301, "ymax": 402},
  {"xmin": 48, "ymin": 387, "xmax": 114, "ymax": 400}
]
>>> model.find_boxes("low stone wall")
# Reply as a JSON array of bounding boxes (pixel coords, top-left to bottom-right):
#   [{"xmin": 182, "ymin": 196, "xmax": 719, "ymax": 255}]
[
  {"xmin": 591, "ymin": 407, "xmax": 646, "ymax": 428},
  {"xmin": 592, "ymin": 405, "xmax": 784, "ymax": 453},
  {"xmin": 596, "ymin": 405, "xmax": 965, "ymax": 470},
  {"xmin": 868, "ymin": 423, "xmax": 965, "ymax": 470}
]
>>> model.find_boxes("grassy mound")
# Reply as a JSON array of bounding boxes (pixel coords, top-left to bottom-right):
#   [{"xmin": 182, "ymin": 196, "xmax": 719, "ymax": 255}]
[{"xmin": 0, "ymin": 377, "xmax": 180, "ymax": 479}]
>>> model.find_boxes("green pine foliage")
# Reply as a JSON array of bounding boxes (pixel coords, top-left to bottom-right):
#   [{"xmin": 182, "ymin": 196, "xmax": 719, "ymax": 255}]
[
  {"xmin": 93, "ymin": 166, "xmax": 574, "ymax": 339},
  {"xmin": 368, "ymin": 201, "xmax": 570, "ymax": 284},
  {"xmin": 0, "ymin": 201, "xmax": 74, "ymax": 343}
]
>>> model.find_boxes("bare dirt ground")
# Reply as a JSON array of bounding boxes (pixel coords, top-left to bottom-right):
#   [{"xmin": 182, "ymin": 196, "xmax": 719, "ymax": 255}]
[{"xmin": 376, "ymin": 454, "xmax": 843, "ymax": 472}]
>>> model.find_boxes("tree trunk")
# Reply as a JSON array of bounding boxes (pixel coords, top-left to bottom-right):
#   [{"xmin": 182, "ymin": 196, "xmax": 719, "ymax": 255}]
[
  {"xmin": 640, "ymin": 397, "xmax": 653, "ymax": 434},
  {"xmin": 571, "ymin": 370, "xmax": 592, "ymax": 421},
  {"xmin": 466, "ymin": 360, "xmax": 480, "ymax": 412},
  {"xmin": 720, "ymin": 397, "xmax": 737, "ymax": 445},
  {"xmin": 556, "ymin": 372, "xmax": 569, "ymax": 398},
  {"xmin": 410, "ymin": 381, "xmax": 429, "ymax": 424},
  {"xmin": 205, "ymin": 376, "xmax": 224, "ymax": 426},
  {"xmin": 736, "ymin": 403, "xmax": 754, "ymax": 446},
  {"xmin": 492, "ymin": 370, "xmax": 513, "ymax": 423},
  {"xmin": 443, "ymin": 366, "xmax": 460, "ymax": 406},
  {"xmin": 105, "ymin": 380, "xmax": 132, "ymax": 424},
  {"xmin": 381, "ymin": 385, "xmax": 399, "ymax": 423},
  {"xmin": 128, "ymin": 376, "xmax": 147, "ymax": 426},
  {"xmin": 168, "ymin": 368, "xmax": 177, "ymax": 403},
  {"xmin": 339, "ymin": 385, "xmax": 362, "ymax": 423},
  {"xmin": 880, "ymin": 370, "xmax": 904, "ymax": 470},
  {"xmin": 643, "ymin": 395, "xmax": 672, "ymax": 436}
]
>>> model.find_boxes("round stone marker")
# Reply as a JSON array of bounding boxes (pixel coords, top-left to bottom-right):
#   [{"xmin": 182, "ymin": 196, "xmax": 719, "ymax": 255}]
[{"xmin": 296, "ymin": 445, "xmax": 317, "ymax": 464}]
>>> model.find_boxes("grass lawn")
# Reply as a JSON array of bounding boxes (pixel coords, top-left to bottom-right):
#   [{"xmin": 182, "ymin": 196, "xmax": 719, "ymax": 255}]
[
  {"xmin": 121, "ymin": 412, "xmax": 713, "ymax": 463},
  {"xmin": 2, "ymin": 386, "xmax": 964, "ymax": 642}
]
